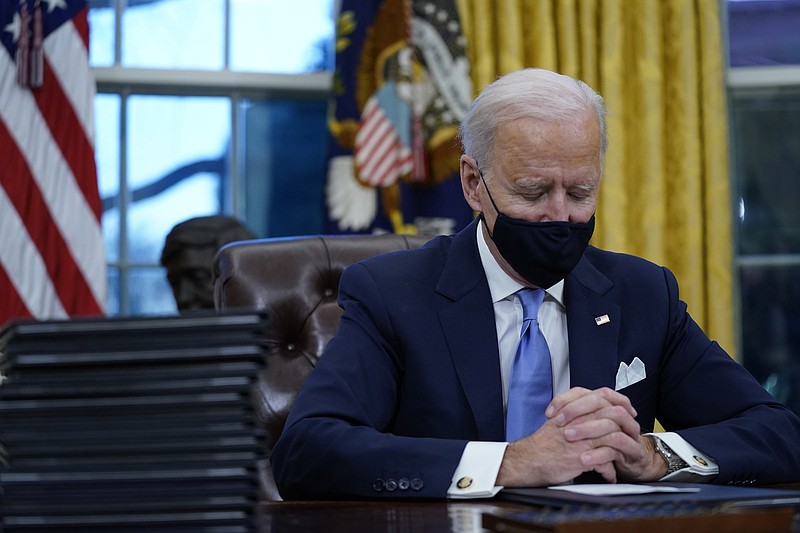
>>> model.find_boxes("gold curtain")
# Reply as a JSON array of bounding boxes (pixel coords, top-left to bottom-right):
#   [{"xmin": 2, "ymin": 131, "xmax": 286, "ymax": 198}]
[{"xmin": 456, "ymin": 0, "xmax": 734, "ymax": 357}]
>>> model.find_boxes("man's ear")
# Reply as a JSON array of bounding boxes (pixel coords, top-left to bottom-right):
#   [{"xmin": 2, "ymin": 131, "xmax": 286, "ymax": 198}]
[{"xmin": 459, "ymin": 156, "xmax": 483, "ymax": 213}]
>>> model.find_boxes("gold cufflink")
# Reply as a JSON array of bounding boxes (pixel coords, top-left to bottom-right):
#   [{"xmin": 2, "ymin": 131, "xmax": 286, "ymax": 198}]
[{"xmin": 456, "ymin": 476, "xmax": 473, "ymax": 489}]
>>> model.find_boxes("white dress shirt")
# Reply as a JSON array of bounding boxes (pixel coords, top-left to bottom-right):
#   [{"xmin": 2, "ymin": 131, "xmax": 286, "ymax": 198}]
[{"xmin": 447, "ymin": 221, "xmax": 716, "ymax": 498}]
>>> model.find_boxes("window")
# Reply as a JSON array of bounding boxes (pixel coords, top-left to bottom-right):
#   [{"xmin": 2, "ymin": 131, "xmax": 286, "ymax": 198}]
[
  {"xmin": 727, "ymin": 0, "xmax": 800, "ymax": 412},
  {"xmin": 89, "ymin": 0, "xmax": 334, "ymax": 316}
]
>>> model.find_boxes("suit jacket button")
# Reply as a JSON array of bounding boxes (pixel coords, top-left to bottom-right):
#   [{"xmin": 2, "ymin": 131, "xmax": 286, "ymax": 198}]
[
  {"xmin": 411, "ymin": 478, "xmax": 424, "ymax": 491},
  {"xmin": 385, "ymin": 478, "xmax": 398, "ymax": 491},
  {"xmin": 373, "ymin": 478, "xmax": 385, "ymax": 492},
  {"xmin": 398, "ymin": 478, "xmax": 410, "ymax": 490}
]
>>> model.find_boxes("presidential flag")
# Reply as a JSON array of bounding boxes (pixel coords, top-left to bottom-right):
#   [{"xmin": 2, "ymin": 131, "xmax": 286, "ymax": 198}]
[
  {"xmin": 0, "ymin": 0, "xmax": 105, "ymax": 327},
  {"xmin": 325, "ymin": 0, "xmax": 473, "ymax": 235}
]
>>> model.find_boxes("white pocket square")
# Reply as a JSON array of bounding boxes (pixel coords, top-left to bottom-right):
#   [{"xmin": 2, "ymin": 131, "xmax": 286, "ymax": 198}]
[{"xmin": 615, "ymin": 357, "xmax": 646, "ymax": 391}]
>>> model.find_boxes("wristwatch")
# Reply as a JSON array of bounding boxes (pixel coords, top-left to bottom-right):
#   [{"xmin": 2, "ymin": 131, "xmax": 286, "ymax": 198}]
[{"xmin": 651, "ymin": 436, "xmax": 688, "ymax": 475}]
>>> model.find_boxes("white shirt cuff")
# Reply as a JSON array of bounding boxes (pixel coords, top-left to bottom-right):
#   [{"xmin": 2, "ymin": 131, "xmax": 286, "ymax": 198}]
[
  {"xmin": 447, "ymin": 441, "xmax": 507, "ymax": 499},
  {"xmin": 646, "ymin": 431, "xmax": 718, "ymax": 482}
]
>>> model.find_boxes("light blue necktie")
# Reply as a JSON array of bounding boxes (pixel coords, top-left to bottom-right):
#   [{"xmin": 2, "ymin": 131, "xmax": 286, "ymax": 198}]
[{"xmin": 506, "ymin": 288, "xmax": 553, "ymax": 441}]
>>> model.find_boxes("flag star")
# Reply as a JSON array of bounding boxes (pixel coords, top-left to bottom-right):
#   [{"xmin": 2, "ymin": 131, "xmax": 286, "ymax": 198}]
[
  {"xmin": 43, "ymin": 0, "xmax": 68, "ymax": 13},
  {"xmin": 4, "ymin": 12, "xmax": 20, "ymax": 43}
]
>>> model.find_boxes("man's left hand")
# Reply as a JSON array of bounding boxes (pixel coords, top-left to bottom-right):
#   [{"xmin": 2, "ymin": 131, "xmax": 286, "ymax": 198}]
[
  {"xmin": 548, "ymin": 387, "xmax": 666, "ymax": 482},
  {"xmin": 614, "ymin": 434, "xmax": 668, "ymax": 481}
]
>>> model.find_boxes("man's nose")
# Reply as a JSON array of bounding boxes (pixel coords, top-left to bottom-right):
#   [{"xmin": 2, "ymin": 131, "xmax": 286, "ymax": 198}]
[{"xmin": 542, "ymin": 195, "xmax": 570, "ymax": 222}]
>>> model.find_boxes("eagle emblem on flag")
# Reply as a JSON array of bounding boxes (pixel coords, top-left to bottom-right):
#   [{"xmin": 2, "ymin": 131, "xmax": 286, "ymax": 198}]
[{"xmin": 326, "ymin": 0, "xmax": 472, "ymax": 234}]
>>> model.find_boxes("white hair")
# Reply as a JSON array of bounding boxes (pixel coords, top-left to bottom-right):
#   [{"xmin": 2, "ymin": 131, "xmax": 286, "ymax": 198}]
[{"xmin": 458, "ymin": 68, "xmax": 608, "ymax": 174}]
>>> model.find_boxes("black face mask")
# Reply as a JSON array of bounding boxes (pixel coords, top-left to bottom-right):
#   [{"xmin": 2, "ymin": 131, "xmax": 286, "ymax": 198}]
[{"xmin": 480, "ymin": 174, "xmax": 595, "ymax": 288}]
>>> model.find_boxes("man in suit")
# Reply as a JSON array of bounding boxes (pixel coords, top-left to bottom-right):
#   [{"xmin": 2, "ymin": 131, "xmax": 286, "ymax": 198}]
[{"xmin": 271, "ymin": 68, "xmax": 800, "ymax": 499}]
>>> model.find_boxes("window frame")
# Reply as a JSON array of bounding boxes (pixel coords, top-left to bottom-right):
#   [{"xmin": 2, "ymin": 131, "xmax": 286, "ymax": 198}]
[
  {"xmin": 726, "ymin": 64, "xmax": 800, "ymax": 362},
  {"xmin": 93, "ymin": 68, "xmax": 331, "ymax": 316}
]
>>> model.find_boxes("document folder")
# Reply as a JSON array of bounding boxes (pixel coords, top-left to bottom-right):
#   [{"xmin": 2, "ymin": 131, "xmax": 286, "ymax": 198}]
[
  {"xmin": 499, "ymin": 482, "xmax": 800, "ymax": 509},
  {"xmin": 486, "ymin": 483, "xmax": 800, "ymax": 532}
]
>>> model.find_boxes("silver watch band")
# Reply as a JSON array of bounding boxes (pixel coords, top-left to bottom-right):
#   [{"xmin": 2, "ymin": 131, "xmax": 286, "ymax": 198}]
[{"xmin": 652, "ymin": 436, "xmax": 688, "ymax": 474}]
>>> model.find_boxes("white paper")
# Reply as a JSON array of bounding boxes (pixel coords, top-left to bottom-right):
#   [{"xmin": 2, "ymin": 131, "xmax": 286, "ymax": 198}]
[{"xmin": 548, "ymin": 484, "xmax": 701, "ymax": 496}]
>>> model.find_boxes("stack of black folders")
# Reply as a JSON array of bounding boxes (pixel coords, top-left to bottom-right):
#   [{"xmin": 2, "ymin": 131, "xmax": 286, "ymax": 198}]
[{"xmin": 0, "ymin": 311, "xmax": 268, "ymax": 532}]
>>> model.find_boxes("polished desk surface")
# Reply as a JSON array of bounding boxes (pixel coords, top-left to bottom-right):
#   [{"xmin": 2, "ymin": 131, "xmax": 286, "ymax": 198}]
[
  {"xmin": 255, "ymin": 499, "xmax": 529, "ymax": 532},
  {"xmin": 255, "ymin": 496, "xmax": 800, "ymax": 533}
]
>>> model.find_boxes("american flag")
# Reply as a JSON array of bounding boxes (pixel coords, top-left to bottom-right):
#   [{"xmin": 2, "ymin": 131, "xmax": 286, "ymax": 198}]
[
  {"xmin": 354, "ymin": 95, "xmax": 415, "ymax": 187},
  {"xmin": 0, "ymin": 0, "xmax": 105, "ymax": 327}
]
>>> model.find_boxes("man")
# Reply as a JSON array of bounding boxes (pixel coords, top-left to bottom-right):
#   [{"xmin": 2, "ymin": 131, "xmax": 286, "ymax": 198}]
[
  {"xmin": 161, "ymin": 215, "xmax": 256, "ymax": 311},
  {"xmin": 271, "ymin": 68, "xmax": 800, "ymax": 499}
]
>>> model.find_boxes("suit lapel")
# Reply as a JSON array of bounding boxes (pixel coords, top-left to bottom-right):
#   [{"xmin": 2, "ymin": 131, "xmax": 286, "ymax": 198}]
[
  {"xmin": 565, "ymin": 253, "xmax": 621, "ymax": 391},
  {"xmin": 432, "ymin": 235, "xmax": 624, "ymax": 438},
  {"xmin": 436, "ymin": 221, "xmax": 506, "ymax": 441}
]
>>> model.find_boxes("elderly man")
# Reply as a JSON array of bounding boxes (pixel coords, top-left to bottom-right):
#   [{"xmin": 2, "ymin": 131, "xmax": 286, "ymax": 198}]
[{"xmin": 271, "ymin": 68, "xmax": 800, "ymax": 499}]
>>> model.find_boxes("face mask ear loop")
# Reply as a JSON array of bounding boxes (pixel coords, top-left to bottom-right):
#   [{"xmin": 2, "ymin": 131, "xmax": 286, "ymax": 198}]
[{"xmin": 472, "ymin": 163, "xmax": 503, "ymax": 217}]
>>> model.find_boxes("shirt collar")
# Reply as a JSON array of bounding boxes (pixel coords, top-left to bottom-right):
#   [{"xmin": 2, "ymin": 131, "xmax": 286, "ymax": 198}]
[{"xmin": 476, "ymin": 219, "xmax": 565, "ymax": 306}]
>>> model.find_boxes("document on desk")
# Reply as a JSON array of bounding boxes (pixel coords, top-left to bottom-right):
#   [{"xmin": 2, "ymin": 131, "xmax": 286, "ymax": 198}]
[
  {"xmin": 500, "ymin": 482, "xmax": 800, "ymax": 509},
  {"xmin": 548, "ymin": 483, "xmax": 701, "ymax": 496}
]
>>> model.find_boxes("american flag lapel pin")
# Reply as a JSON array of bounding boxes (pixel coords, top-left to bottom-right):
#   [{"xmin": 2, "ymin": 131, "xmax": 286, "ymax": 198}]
[{"xmin": 595, "ymin": 314, "xmax": 611, "ymax": 326}]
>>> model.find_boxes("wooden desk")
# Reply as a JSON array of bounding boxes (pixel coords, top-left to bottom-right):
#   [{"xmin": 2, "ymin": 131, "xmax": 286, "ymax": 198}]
[
  {"xmin": 255, "ymin": 499, "xmax": 531, "ymax": 532},
  {"xmin": 255, "ymin": 498, "xmax": 798, "ymax": 533}
]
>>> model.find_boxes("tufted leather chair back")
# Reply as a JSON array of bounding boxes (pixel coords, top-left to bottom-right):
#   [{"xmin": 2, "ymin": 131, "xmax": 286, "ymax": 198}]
[{"xmin": 212, "ymin": 233, "xmax": 430, "ymax": 499}]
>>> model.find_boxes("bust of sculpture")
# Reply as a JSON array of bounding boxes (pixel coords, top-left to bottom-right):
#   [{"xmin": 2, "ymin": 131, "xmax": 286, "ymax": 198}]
[{"xmin": 160, "ymin": 215, "xmax": 256, "ymax": 311}]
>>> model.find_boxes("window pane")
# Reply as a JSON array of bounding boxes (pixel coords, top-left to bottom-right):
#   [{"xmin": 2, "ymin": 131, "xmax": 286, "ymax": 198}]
[
  {"xmin": 230, "ymin": 0, "xmax": 335, "ymax": 73},
  {"xmin": 122, "ymin": 0, "xmax": 224, "ymax": 69},
  {"xmin": 728, "ymin": 0, "xmax": 800, "ymax": 67},
  {"xmin": 106, "ymin": 265, "xmax": 120, "ymax": 316},
  {"xmin": 128, "ymin": 267, "xmax": 177, "ymax": 316},
  {"xmin": 126, "ymin": 95, "xmax": 231, "ymax": 264},
  {"xmin": 96, "ymin": 93, "xmax": 121, "ymax": 263},
  {"xmin": 88, "ymin": 1, "xmax": 116, "ymax": 67},
  {"xmin": 740, "ymin": 265, "xmax": 800, "ymax": 406},
  {"xmin": 239, "ymin": 98, "xmax": 327, "ymax": 237},
  {"xmin": 730, "ymin": 92, "xmax": 800, "ymax": 255}
]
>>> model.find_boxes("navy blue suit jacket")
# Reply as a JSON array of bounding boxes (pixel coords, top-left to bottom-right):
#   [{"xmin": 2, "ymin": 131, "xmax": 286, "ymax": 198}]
[{"xmin": 272, "ymin": 219, "xmax": 800, "ymax": 499}]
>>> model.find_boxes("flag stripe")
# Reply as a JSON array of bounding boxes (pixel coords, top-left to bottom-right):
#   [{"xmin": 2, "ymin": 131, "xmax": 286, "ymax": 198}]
[
  {"xmin": 44, "ymin": 10, "xmax": 95, "ymax": 145},
  {"xmin": 355, "ymin": 98, "xmax": 414, "ymax": 187},
  {"xmin": 371, "ymin": 140, "xmax": 413, "ymax": 186},
  {"xmin": 358, "ymin": 118, "xmax": 393, "ymax": 160},
  {"xmin": 0, "ymin": 49, "xmax": 105, "ymax": 307},
  {"xmin": 0, "ymin": 260, "xmax": 34, "ymax": 322},
  {"xmin": 72, "ymin": 5, "xmax": 90, "ymax": 49},
  {"xmin": 0, "ymin": 119, "xmax": 100, "ymax": 316},
  {"xmin": 0, "ymin": 183, "xmax": 67, "ymax": 320},
  {"xmin": 355, "ymin": 99, "xmax": 381, "ymax": 139},
  {"xmin": 356, "ymin": 121, "xmax": 394, "ymax": 174},
  {"xmin": 33, "ymin": 58, "xmax": 100, "ymax": 219}
]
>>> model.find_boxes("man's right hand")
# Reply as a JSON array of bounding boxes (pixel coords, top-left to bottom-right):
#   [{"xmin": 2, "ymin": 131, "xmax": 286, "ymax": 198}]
[{"xmin": 496, "ymin": 387, "xmax": 645, "ymax": 486}]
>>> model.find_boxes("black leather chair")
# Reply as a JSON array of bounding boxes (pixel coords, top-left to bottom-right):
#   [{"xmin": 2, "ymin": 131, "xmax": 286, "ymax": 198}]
[{"xmin": 212, "ymin": 234, "xmax": 430, "ymax": 500}]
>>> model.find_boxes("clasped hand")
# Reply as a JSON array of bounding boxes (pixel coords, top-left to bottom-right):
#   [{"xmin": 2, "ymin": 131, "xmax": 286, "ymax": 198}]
[{"xmin": 497, "ymin": 387, "xmax": 665, "ymax": 487}]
